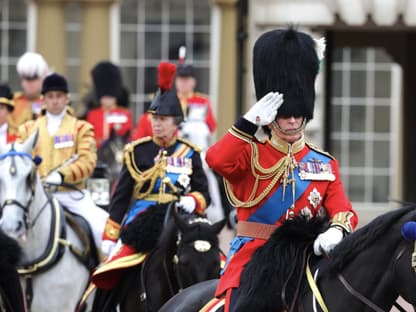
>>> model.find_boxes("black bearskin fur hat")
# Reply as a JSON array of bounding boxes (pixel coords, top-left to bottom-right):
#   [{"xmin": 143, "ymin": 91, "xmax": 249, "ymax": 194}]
[
  {"xmin": 253, "ymin": 27, "xmax": 319, "ymax": 121},
  {"xmin": 91, "ymin": 61, "xmax": 124, "ymax": 100}
]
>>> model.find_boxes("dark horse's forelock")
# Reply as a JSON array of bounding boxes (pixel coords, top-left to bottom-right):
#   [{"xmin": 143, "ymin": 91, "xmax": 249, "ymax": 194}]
[
  {"xmin": 328, "ymin": 205, "xmax": 416, "ymax": 272},
  {"xmin": 235, "ymin": 216, "xmax": 327, "ymax": 312}
]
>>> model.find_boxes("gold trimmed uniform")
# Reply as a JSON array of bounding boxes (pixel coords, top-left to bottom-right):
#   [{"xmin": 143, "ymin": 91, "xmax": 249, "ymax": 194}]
[
  {"xmin": 93, "ymin": 134, "xmax": 211, "ymax": 290},
  {"xmin": 205, "ymin": 117, "xmax": 358, "ymax": 297},
  {"xmin": 18, "ymin": 110, "xmax": 97, "ymax": 191}
]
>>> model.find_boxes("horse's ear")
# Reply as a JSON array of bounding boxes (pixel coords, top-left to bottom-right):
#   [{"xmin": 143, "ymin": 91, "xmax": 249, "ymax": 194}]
[
  {"xmin": 211, "ymin": 218, "xmax": 227, "ymax": 235},
  {"xmin": 173, "ymin": 208, "xmax": 190, "ymax": 233},
  {"xmin": 18, "ymin": 130, "xmax": 39, "ymax": 153}
]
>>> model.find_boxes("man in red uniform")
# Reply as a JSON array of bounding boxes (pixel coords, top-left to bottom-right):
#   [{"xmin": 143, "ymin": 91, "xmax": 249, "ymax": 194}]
[
  {"xmin": 86, "ymin": 61, "xmax": 133, "ymax": 148},
  {"xmin": 130, "ymin": 64, "xmax": 217, "ymax": 141},
  {"xmin": 205, "ymin": 28, "xmax": 358, "ymax": 312}
]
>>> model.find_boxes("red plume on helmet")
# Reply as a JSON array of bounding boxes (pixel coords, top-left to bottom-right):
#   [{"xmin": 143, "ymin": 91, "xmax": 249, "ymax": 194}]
[
  {"xmin": 157, "ymin": 62, "xmax": 176, "ymax": 92},
  {"xmin": 148, "ymin": 62, "xmax": 183, "ymax": 120}
]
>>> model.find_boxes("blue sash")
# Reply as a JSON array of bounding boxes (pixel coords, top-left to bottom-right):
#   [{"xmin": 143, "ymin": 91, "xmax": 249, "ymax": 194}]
[{"xmin": 248, "ymin": 150, "xmax": 331, "ymax": 224}]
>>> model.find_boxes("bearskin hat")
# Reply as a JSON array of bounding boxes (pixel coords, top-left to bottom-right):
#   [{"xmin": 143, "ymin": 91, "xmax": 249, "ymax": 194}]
[
  {"xmin": 0, "ymin": 84, "xmax": 14, "ymax": 111},
  {"xmin": 148, "ymin": 62, "xmax": 184, "ymax": 120},
  {"xmin": 41, "ymin": 73, "xmax": 69, "ymax": 95},
  {"xmin": 91, "ymin": 61, "xmax": 123, "ymax": 100},
  {"xmin": 253, "ymin": 28, "xmax": 320, "ymax": 121}
]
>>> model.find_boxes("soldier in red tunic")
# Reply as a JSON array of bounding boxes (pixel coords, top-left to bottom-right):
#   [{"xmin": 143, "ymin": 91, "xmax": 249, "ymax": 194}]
[
  {"xmin": 130, "ymin": 63, "xmax": 217, "ymax": 141},
  {"xmin": 205, "ymin": 28, "xmax": 358, "ymax": 312},
  {"xmin": 86, "ymin": 61, "xmax": 133, "ymax": 148}
]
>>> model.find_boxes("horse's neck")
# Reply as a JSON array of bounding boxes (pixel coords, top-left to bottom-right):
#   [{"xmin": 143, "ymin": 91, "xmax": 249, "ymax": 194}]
[{"xmin": 20, "ymin": 178, "xmax": 54, "ymax": 261}]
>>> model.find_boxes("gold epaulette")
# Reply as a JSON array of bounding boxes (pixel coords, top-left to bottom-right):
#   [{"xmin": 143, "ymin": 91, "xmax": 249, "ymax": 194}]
[
  {"xmin": 13, "ymin": 91, "xmax": 23, "ymax": 100},
  {"xmin": 177, "ymin": 137, "xmax": 202, "ymax": 153},
  {"xmin": 306, "ymin": 142, "xmax": 335, "ymax": 160},
  {"xmin": 193, "ymin": 92, "xmax": 209, "ymax": 99}
]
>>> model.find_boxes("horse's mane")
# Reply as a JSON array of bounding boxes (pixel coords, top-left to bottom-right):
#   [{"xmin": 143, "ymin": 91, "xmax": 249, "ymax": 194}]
[
  {"xmin": 235, "ymin": 216, "xmax": 327, "ymax": 311},
  {"xmin": 120, "ymin": 203, "xmax": 169, "ymax": 253},
  {"xmin": 327, "ymin": 204, "xmax": 416, "ymax": 272}
]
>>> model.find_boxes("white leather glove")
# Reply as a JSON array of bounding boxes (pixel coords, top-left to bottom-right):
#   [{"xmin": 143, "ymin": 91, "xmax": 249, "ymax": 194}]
[
  {"xmin": 177, "ymin": 196, "xmax": 196, "ymax": 214},
  {"xmin": 244, "ymin": 92, "xmax": 284, "ymax": 126},
  {"xmin": 243, "ymin": 92, "xmax": 284, "ymax": 142},
  {"xmin": 313, "ymin": 226, "xmax": 344, "ymax": 256},
  {"xmin": 45, "ymin": 171, "xmax": 63, "ymax": 185},
  {"xmin": 101, "ymin": 240, "xmax": 117, "ymax": 257}
]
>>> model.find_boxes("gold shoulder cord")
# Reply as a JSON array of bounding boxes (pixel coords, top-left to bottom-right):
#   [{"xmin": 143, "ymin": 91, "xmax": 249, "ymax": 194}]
[
  {"xmin": 125, "ymin": 147, "xmax": 177, "ymax": 200},
  {"xmin": 224, "ymin": 141, "xmax": 296, "ymax": 208}
]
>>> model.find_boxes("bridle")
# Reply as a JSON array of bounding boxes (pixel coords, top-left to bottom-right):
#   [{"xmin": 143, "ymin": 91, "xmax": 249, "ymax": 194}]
[
  {"xmin": 0, "ymin": 148, "xmax": 38, "ymax": 230},
  {"xmin": 296, "ymin": 243, "xmax": 414, "ymax": 312}
]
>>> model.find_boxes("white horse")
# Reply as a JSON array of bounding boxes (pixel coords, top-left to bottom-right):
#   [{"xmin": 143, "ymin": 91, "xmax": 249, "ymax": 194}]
[
  {"xmin": 180, "ymin": 119, "xmax": 225, "ymax": 223},
  {"xmin": 0, "ymin": 132, "xmax": 90, "ymax": 312}
]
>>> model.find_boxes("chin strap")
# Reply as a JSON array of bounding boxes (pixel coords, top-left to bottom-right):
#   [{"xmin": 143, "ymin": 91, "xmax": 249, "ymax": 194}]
[{"xmin": 270, "ymin": 118, "xmax": 307, "ymax": 136}]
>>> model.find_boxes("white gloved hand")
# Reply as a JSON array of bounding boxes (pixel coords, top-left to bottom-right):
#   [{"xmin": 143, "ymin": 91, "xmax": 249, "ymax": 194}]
[
  {"xmin": 101, "ymin": 240, "xmax": 117, "ymax": 257},
  {"xmin": 177, "ymin": 196, "xmax": 197, "ymax": 214},
  {"xmin": 313, "ymin": 226, "xmax": 344, "ymax": 256},
  {"xmin": 45, "ymin": 171, "xmax": 63, "ymax": 185},
  {"xmin": 243, "ymin": 92, "xmax": 284, "ymax": 126}
]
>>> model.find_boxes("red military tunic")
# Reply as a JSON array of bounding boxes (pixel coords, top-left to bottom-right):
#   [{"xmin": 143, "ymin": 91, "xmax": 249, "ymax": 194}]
[
  {"xmin": 205, "ymin": 117, "xmax": 358, "ymax": 296},
  {"xmin": 130, "ymin": 112, "xmax": 152, "ymax": 141},
  {"xmin": 86, "ymin": 107, "xmax": 133, "ymax": 148},
  {"xmin": 179, "ymin": 92, "xmax": 216, "ymax": 133},
  {"xmin": 131, "ymin": 92, "xmax": 217, "ymax": 141}
]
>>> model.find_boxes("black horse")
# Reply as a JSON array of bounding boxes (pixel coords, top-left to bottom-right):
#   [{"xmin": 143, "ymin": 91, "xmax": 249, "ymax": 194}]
[
  {"xmin": 92, "ymin": 203, "xmax": 226, "ymax": 312},
  {"xmin": 0, "ymin": 230, "xmax": 25, "ymax": 312},
  {"xmin": 160, "ymin": 205, "xmax": 416, "ymax": 312}
]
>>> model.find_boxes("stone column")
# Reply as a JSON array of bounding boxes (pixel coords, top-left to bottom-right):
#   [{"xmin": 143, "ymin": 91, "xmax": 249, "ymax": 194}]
[{"xmin": 211, "ymin": 0, "xmax": 239, "ymax": 138}]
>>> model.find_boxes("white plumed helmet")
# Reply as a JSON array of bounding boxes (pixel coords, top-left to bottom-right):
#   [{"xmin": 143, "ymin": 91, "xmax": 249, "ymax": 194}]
[{"xmin": 16, "ymin": 52, "xmax": 49, "ymax": 80}]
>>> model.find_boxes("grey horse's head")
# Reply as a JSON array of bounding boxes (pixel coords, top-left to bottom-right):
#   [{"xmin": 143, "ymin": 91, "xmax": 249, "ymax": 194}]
[{"xmin": 0, "ymin": 131, "xmax": 38, "ymax": 240}]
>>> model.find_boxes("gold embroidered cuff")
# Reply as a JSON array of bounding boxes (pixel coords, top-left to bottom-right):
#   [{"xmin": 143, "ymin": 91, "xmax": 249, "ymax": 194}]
[
  {"xmin": 189, "ymin": 191, "xmax": 207, "ymax": 213},
  {"xmin": 103, "ymin": 218, "xmax": 121, "ymax": 241},
  {"xmin": 331, "ymin": 211, "xmax": 354, "ymax": 233}
]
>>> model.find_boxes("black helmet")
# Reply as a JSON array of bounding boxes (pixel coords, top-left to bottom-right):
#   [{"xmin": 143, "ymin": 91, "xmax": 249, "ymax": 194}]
[
  {"xmin": 0, "ymin": 84, "xmax": 14, "ymax": 111},
  {"xmin": 148, "ymin": 62, "xmax": 184, "ymax": 121},
  {"xmin": 41, "ymin": 73, "xmax": 69, "ymax": 95}
]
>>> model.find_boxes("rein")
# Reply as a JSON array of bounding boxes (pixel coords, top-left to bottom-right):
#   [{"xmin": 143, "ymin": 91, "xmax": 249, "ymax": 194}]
[{"xmin": 306, "ymin": 247, "xmax": 411, "ymax": 312}]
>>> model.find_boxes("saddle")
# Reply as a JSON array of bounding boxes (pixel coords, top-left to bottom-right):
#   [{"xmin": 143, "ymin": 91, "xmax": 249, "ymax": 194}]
[{"xmin": 63, "ymin": 210, "xmax": 100, "ymax": 271}]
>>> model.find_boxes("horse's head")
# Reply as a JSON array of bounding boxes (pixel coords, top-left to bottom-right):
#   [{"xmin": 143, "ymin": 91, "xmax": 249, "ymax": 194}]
[
  {"xmin": 173, "ymin": 212, "xmax": 226, "ymax": 288},
  {"xmin": 0, "ymin": 131, "xmax": 38, "ymax": 240},
  {"xmin": 180, "ymin": 120, "xmax": 210, "ymax": 151}
]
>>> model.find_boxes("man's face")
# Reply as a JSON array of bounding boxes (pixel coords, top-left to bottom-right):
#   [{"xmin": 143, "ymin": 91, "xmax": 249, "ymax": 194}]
[
  {"xmin": 270, "ymin": 116, "xmax": 305, "ymax": 143},
  {"xmin": 175, "ymin": 76, "xmax": 196, "ymax": 96},
  {"xmin": 100, "ymin": 95, "xmax": 117, "ymax": 111},
  {"xmin": 43, "ymin": 91, "xmax": 69, "ymax": 115},
  {"xmin": 21, "ymin": 77, "xmax": 43, "ymax": 100}
]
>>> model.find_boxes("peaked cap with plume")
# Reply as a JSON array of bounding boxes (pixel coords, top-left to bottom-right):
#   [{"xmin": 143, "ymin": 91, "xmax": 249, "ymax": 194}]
[{"xmin": 148, "ymin": 62, "xmax": 184, "ymax": 120}]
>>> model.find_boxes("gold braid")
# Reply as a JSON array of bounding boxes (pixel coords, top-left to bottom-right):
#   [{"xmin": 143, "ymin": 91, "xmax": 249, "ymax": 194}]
[
  {"xmin": 125, "ymin": 148, "xmax": 177, "ymax": 200},
  {"xmin": 224, "ymin": 141, "xmax": 297, "ymax": 208}
]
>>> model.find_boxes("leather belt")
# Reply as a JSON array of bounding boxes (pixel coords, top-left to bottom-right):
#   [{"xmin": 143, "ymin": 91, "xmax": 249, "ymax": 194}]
[{"xmin": 236, "ymin": 220, "xmax": 278, "ymax": 240}]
